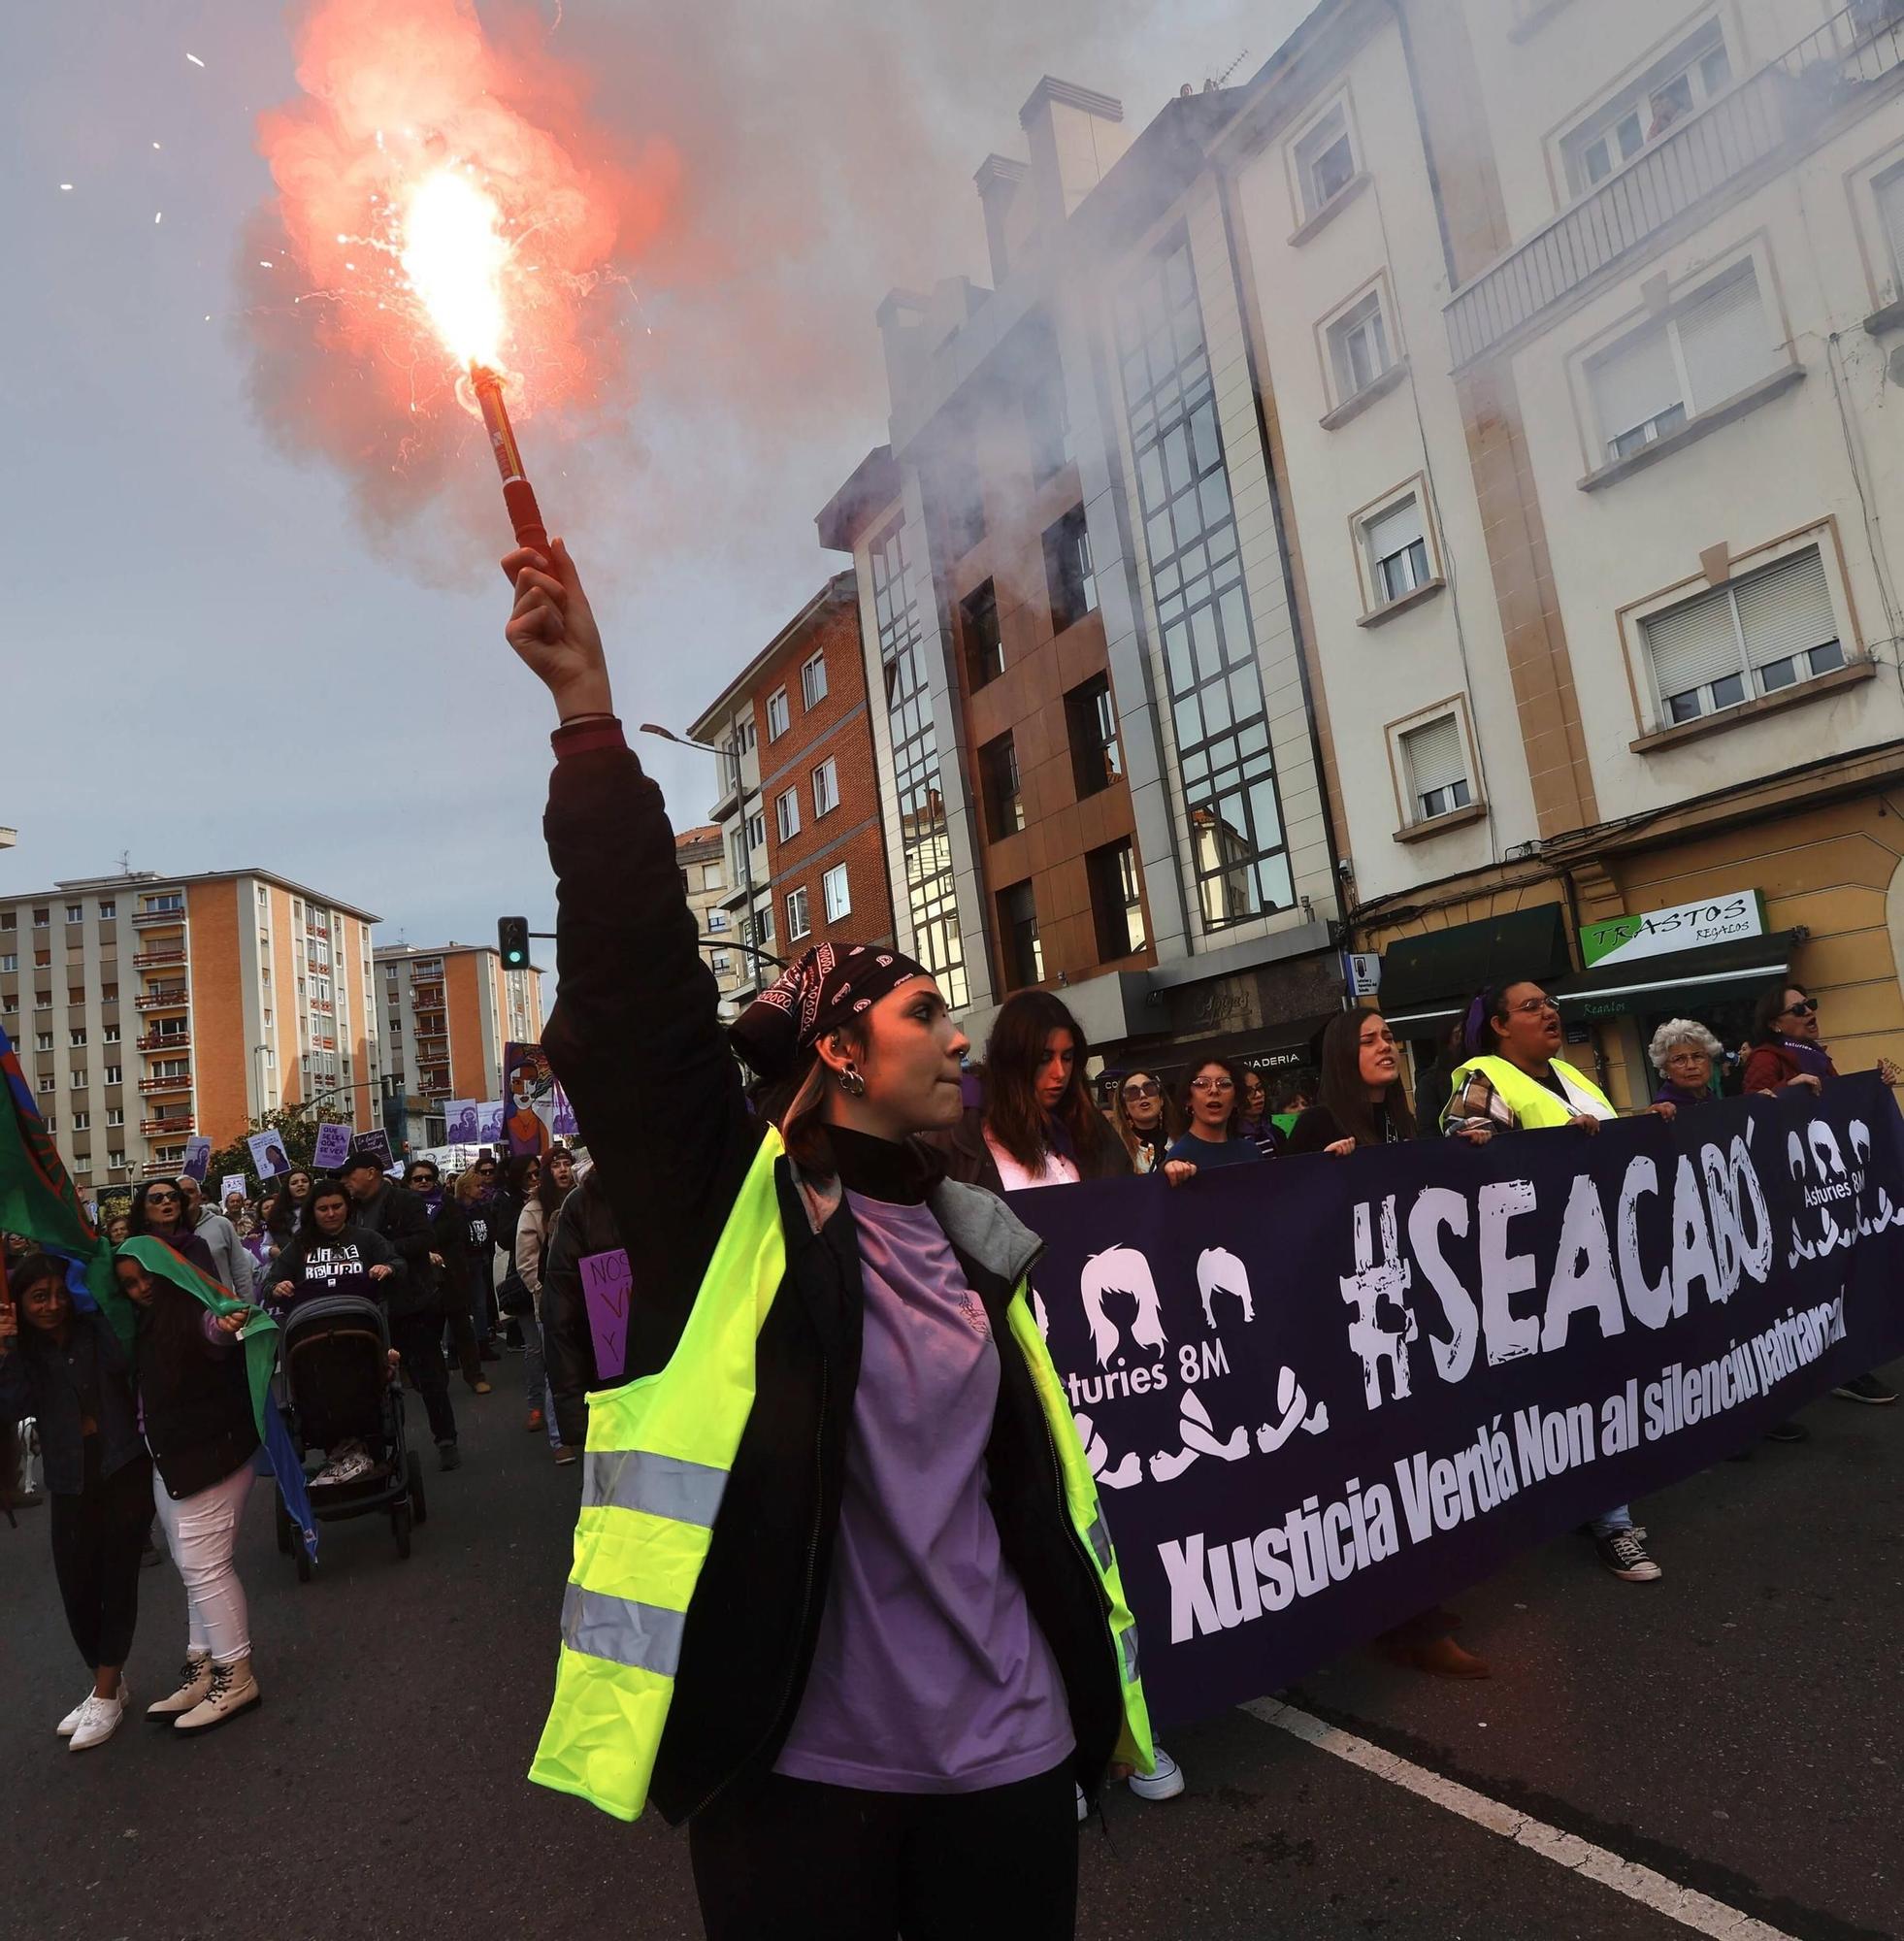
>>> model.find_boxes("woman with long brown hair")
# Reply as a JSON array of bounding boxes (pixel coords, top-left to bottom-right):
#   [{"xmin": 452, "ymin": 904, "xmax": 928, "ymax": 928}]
[
  {"xmin": 1286, "ymin": 1009, "xmax": 1416, "ymax": 1153},
  {"xmin": 1110, "ymin": 1069, "xmax": 1179, "ymax": 1173},
  {"xmin": 937, "ymin": 990, "xmax": 1130, "ymax": 1194}
]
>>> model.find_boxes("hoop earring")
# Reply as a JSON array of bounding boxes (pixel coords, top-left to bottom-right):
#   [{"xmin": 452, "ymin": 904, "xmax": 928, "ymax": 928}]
[{"xmin": 837, "ymin": 1062, "xmax": 867, "ymax": 1099}]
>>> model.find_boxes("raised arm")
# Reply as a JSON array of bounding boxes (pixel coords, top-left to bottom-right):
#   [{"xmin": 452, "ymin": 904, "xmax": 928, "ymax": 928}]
[{"xmin": 503, "ymin": 541, "xmax": 759, "ymax": 1376}]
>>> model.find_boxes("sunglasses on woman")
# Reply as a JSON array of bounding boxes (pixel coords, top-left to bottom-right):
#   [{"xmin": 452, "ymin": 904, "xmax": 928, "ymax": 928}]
[
  {"xmin": 1782, "ymin": 999, "xmax": 1819, "ymax": 1017},
  {"xmin": 1121, "ymin": 1082, "xmax": 1160, "ymax": 1102}
]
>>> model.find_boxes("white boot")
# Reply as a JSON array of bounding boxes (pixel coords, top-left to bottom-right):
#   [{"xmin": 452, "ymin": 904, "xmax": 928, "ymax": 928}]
[
  {"xmin": 147, "ymin": 1653, "xmax": 212, "ymax": 1721},
  {"xmin": 70, "ymin": 1688, "xmax": 128, "ymax": 1752},
  {"xmin": 174, "ymin": 1655, "xmax": 260, "ymax": 1733}
]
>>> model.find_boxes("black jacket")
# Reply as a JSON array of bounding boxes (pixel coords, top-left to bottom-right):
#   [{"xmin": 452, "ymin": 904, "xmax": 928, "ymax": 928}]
[
  {"xmin": 541, "ymin": 1168, "xmax": 619, "ymax": 1447},
  {"xmin": 433, "ymin": 1198, "xmax": 496, "ymax": 1281},
  {"xmin": 542, "ymin": 725, "xmax": 1126, "ymax": 1826},
  {"xmin": 349, "ymin": 1183, "xmax": 442, "ymax": 1319},
  {"xmin": 265, "ymin": 1221, "xmax": 407, "ymax": 1316},
  {"xmin": 0, "ymin": 1309, "xmax": 146, "ymax": 1497},
  {"xmin": 134, "ymin": 1286, "xmax": 257, "ymax": 1500}
]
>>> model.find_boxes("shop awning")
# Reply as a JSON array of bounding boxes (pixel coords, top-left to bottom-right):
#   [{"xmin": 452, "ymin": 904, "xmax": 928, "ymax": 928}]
[
  {"xmin": 1096, "ymin": 1011, "xmax": 1343, "ymax": 1089},
  {"xmin": 1378, "ymin": 905, "xmax": 1571, "ymax": 1032},
  {"xmin": 1549, "ymin": 932, "xmax": 1801, "ymax": 1023}
]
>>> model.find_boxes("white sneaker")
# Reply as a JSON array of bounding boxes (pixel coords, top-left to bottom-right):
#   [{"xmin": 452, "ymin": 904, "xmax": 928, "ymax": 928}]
[
  {"xmin": 69, "ymin": 1690, "xmax": 127, "ymax": 1752},
  {"xmin": 1075, "ymin": 1782, "xmax": 1089, "ymax": 1824},
  {"xmin": 174, "ymin": 1656, "xmax": 260, "ymax": 1733},
  {"xmin": 1128, "ymin": 1746, "xmax": 1184, "ymax": 1801},
  {"xmin": 56, "ymin": 1690, "xmax": 95, "ymax": 1737}
]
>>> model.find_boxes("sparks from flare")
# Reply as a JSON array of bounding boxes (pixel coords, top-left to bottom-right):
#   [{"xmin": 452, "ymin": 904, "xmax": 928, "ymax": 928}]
[{"xmin": 399, "ymin": 168, "xmax": 509, "ymax": 373}]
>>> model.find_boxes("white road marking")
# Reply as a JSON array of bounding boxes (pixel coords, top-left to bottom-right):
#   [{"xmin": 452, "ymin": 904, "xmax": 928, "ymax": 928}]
[{"xmin": 1241, "ymin": 1697, "xmax": 1798, "ymax": 1941}]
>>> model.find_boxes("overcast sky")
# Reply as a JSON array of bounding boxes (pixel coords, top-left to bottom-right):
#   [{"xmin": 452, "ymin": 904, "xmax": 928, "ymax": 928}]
[{"xmin": 3, "ymin": 0, "xmax": 1307, "ymax": 1001}]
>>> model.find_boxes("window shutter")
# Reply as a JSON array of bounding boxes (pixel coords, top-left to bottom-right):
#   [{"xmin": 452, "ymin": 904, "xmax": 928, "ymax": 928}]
[
  {"xmin": 1402, "ymin": 716, "xmax": 1466, "ymax": 795},
  {"xmin": 1591, "ymin": 325, "xmax": 1680, "ymax": 444},
  {"xmin": 1642, "ymin": 583, "xmax": 1742, "ymax": 695},
  {"xmin": 1365, "ymin": 497, "xmax": 1423, "ymax": 564},
  {"xmin": 1677, "ymin": 266, "xmax": 1770, "ymax": 411},
  {"xmin": 1734, "ymin": 547, "xmax": 1836, "ymax": 668}
]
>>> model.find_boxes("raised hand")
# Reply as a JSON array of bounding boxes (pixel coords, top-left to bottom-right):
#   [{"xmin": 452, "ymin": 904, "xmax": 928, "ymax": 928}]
[{"xmin": 501, "ymin": 538, "xmax": 613, "ymax": 722}]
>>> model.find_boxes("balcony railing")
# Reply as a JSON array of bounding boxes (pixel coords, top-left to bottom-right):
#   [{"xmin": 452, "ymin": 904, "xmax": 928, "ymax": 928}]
[
  {"xmin": 131, "ymin": 946, "xmax": 186, "ymax": 970},
  {"xmin": 130, "ymin": 905, "xmax": 186, "ymax": 928},
  {"xmin": 1446, "ymin": 4, "xmax": 1904, "ymax": 367},
  {"xmin": 137, "ymin": 1070, "xmax": 191, "ymax": 1094},
  {"xmin": 137, "ymin": 1031, "xmax": 190, "ymax": 1051},
  {"xmin": 134, "ymin": 987, "xmax": 188, "ymax": 1011},
  {"xmin": 140, "ymin": 1114, "xmax": 194, "ymax": 1134}
]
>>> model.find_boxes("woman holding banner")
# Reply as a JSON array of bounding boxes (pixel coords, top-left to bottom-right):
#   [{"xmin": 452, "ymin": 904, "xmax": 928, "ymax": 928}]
[
  {"xmin": 0, "ymin": 1253, "xmax": 152, "ymax": 1751},
  {"xmin": 503, "ymin": 538, "xmax": 1153, "ymax": 1941},
  {"xmin": 1444, "ymin": 979, "xmax": 1669, "ymax": 1583},
  {"xmin": 1165, "ymin": 1056, "xmax": 1265, "ymax": 1170}
]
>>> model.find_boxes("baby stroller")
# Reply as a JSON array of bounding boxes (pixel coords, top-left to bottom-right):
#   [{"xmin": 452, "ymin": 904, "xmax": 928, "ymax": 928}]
[{"xmin": 275, "ymin": 1294, "xmax": 427, "ymax": 1577}]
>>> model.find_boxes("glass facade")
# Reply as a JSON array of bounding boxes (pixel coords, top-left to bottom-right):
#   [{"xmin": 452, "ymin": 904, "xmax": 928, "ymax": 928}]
[
  {"xmin": 870, "ymin": 514, "xmax": 970, "ymax": 1007},
  {"xmin": 1115, "ymin": 238, "xmax": 1293, "ymax": 931}
]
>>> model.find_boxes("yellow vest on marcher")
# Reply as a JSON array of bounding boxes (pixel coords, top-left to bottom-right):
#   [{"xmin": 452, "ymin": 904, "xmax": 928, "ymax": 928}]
[{"xmin": 1445, "ymin": 1054, "xmax": 1615, "ymax": 1130}]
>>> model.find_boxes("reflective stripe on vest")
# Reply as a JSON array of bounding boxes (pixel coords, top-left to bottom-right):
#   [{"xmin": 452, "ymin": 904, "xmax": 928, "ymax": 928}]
[
  {"xmin": 528, "ymin": 1127, "xmax": 788, "ymax": 1824},
  {"xmin": 1449, "ymin": 1055, "xmax": 1613, "ymax": 1131},
  {"xmin": 1004, "ymin": 1293, "xmax": 1157, "ymax": 1780}
]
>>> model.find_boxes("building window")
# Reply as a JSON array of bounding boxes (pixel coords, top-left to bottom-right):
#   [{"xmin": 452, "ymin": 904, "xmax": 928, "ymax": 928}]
[
  {"xmin": 871, "ymin": 513, "xmax": 968, "ymax": 1006},
  {"xmin": 1363, "ymin": 495, "xmax": 1432, "ymax": 605},
  {"xmin": 999, "ymin": 881, "xmax": 1043, "ymax": 990},
  {"xmin": 707, "ymin": 909, "xmax": 730, "ymax": 934},
  {"xmin": 746, "ymin": 807, "xmax": 767, "ymax": 852},
  {"xmin": 786, "ymin": 886, "xmax": 811, "ymax": 941},
  {"xmin": 1295, "ymin": 102, "xmax": 1357, "ymax": 219},
  {"xmin": 97, "ymin": 900, "xmax": 115, "ymax": 919},
  {"xmin": 69, "ymin": 1069, "xmax": 85, "ymax": 1090},
  {"xmin": 1876, "ymin": 164, "xmax": 1904, "ymax": 296},
  {"xmin": 1640, "ymin": 544, "xmax": 1844, "ymax": 727},
  {"xmin": 979, "ymin": 733, "xmax": 1025, "ymax": 840},
  {"xmin": 64, "ymin": 904, "xmax": 83, "ymax": 924},
  {"xmin": 72, "ymin": 1111, "xmax": 89, "ymax": 1131},
  {"xmin": 812, "ymin": 757, "xmax": 839, "ymax": 818},
  {"xmin": 822, "ymin": 864, "xmax": 851, "ymax": 924},
  {"xmin": 0, "ymin": 913, "xmax": 12, "ymax": 930},
  {"xmin": 801, "ymin": 650, "xmax": 829, "ymax": 710},
  {"xmin": 1116, "ymin": 237, "xmax": 1293, "ymax": 930},
  {"xmin": 102, "ymin": 1025, "xmax": 119, "ymax": 1043},
  {"xmin": 1327, "ymin": 289, "xmax": 1393, "ymax": 403},
  {"xmin": 108, "ymin": 1150, "xmax": 125, "ymax": 1168},
  {"xmin": 34, "ymin": 1033, "xmax": 52, "ymax": 1052},
  {"xmin": 962, "ymin": 579, "xmax": 1003, "ymax": 690},
  {"xmin": 775, "ymin": 787, "xmax": 802, "ymax": 842},
  {"xmin": 2, "ymin": 954, "xmax": 17, "ymax": 972},
  {"xmin": 1066, "ymin": 674, "xmax": 1123, "ymax": 799},
  {"xmin": 1400, "ymin": 715, "xmax": 1474, "ymax": 823},
  {"xmin": 1561, "ymin": 22, "xmax": 1731, "ymax": 195},
  {"xmin": 102, "ymin": 1065, "xmax": 121, "ymax": 1085},
  {"xmin": 728, "ymin": 827, "xmax": 747, "ymax": 884},
  {"xmin": 735, "ymin": 713, "xmax": 757, "ymax": 756},
  {"xmin": 142, "ymin": 893, "xmax": 183, "ymax": 916},
  {"xmin": 37, "ymin": 1073, "xmax": 54, "ymax": 1094},
  {"xmin": 32, "ymin": 907, "xmax": 49, "ymax": 928},
  {"xmin": 1043, "ymin": 505, "xmax": 1098, "ymax": 636},
  {"xmin": 106, "ymin": 1106, "xmax": 123, "ymax": 1127},
  {"xmin": 711, "ymin": 950, "xmax": 732, "ymax": 973},
  {"xmin": 767, "ymin": 687, "xmax": 791, "ymax": 740},
  {"xmin": 1589, "ymin": 263, "xmax": 1773, "ymax": 462},
  {"xmin": 68, "ymin": 1029, "xmax": 86, "ymax": 1047},
  {"xmin": 1087, "ymin": 841, "xmax": 1147, "ymax": 961}
]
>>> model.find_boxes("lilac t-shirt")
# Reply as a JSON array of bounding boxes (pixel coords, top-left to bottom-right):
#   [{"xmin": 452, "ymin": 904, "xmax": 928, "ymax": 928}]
[{"xmin": 773, "ymin": 1191, "xmax": 1074, "ymax": 1793}]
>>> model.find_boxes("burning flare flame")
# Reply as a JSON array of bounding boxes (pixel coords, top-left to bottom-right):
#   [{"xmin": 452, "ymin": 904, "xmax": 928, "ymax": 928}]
[{"xmin": 400, "ymin": 168, "xmax": 509, "ymax": 371}]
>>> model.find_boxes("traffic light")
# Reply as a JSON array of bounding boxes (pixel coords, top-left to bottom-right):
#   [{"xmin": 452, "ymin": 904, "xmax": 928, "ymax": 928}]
[{"xmin": 498, "ymin": 916, "xmax": 531, "ymax": 969}]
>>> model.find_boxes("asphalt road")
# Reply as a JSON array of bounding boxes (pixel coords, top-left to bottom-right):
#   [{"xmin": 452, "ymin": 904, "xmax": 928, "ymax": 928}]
[{"xmin": 4, "ymin": 1354, "xmax": 1900, "ymax": 1941}]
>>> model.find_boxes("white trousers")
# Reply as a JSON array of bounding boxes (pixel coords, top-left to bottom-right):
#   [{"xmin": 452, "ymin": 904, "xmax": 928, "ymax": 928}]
[{"xmin": 151, "ymin": 1462, "xmax": 252, "ymax": 1662}]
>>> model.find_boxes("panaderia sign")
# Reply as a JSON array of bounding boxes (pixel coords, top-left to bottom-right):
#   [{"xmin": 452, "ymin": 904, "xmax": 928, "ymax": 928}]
[{"xmin": 1010, "ymin": 1077, "xmax": 1904, "ymax": 1728}]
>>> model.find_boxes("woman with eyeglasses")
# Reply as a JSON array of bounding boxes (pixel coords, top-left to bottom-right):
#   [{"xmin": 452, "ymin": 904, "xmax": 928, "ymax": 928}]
[
  {"xmin": 1744, "ymin": 980, "xmax": 1902, "ymax": 1405},
  {"xmin": 1165, "ymin": 1058, "xmax": 1264, "ymax": 1172},
  {"xmin": 1444, "ymin": 978, "xmax": 1670, "ymax": 1583},
  {"xmin": 126, "ymin": 1180, "xmax": 224, "ymax": 1287},
  {"xmin": 1110, "ymin": 1070, "xmax": 1178, "ymax": 1174},
  {"xmin": 1235, "ymin": 1069, "xmax": 1281, "ymax": 1158}
]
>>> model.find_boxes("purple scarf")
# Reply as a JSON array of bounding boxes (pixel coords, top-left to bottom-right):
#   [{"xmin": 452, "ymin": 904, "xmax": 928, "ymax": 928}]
[
  {"xmin": 1653, "ymin": 1078, "xmax": 1713, "ymax": 1109},
  {"xmin": 1778, "ymin": 1036, "xmax": 1835, "ymax": 1082}
]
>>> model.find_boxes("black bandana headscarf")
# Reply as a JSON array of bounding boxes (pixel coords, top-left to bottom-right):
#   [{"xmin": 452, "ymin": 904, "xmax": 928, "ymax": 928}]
[{"xmin": 729, "ymin": 942, "xmax": 933, "ymax": 1080}]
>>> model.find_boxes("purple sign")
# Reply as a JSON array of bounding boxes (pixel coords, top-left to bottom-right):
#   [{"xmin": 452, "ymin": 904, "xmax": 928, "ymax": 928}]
[
  {"xmin": 577, "ymin": 1247, "xmax": 632, "ymax": 1383},
  {"xmin": 477, "ymin": 1100, "xmax": 505, "ymax": 1142},
  {"xmin": 552, "ymin": 1080, "xmax": 577, "ymax": 1140},
  {"xmin": 312, "ymin": 1121, "xmax": 354, "ymax": 1171}
]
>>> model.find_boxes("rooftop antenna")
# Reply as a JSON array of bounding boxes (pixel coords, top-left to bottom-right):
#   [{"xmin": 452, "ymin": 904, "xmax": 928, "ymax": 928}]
[
  {"xmin": 1208, "ymin": 47, "xmax": 1249, "ymax": 89},
  {"xmin": 116, "ymin": 849, "xmax": 132, "ymax": 876}
]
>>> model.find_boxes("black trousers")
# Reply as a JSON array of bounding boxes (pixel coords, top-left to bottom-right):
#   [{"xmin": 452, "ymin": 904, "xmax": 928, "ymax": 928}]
[
  {"xmin": 49, "ymin": 1440, "xmax": 154, "ymax": 1671},
  {"xmin": 390, "ymin": 1312, "xmax": 458, "ymax": 1444},
  {"xmin": 687, "ymin": 1761, "xmax": 1078, "ymax": 1941}
]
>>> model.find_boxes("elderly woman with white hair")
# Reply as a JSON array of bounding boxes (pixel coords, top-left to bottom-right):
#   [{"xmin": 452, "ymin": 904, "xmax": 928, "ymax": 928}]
[{"xmin": 1647, "ymin": 1018, "xmax": 1725, "ymax": 1109}]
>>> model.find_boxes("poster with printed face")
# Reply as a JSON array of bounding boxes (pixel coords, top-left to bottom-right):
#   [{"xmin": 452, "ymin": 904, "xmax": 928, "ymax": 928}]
[
  {"xmin": 181, "ymin": 1135, "xmax": 213, "ymax": 1182},
  {"xmin": 551, "ymin": 1081, "xmax": 576, "ymax": 1140},
  {"xmin": 444, "ymin": 1099, "xmax": 481, "ymax": 1144},
  {"xmin": 503, "ymin": 1042, "xmax": 557, "ymax": 1157},
  {"xmin": 311, "ymin": 1120, "xmax": 355, "ymax": 1172},
  {"xmin": 247, "ymin": 1132, "xmax": 291, "ymax": 1180},
  {"xmin": 1008, "ymin": 1076, "xmax": 1904, "ymax": 1732},
  {"xmin": 220, "ymin": 1174, "xmax": 247, "ymax": 1202},
  {"xmin": 477, "ymin": 1100, "xmax": 505, "ymax": 1142}
]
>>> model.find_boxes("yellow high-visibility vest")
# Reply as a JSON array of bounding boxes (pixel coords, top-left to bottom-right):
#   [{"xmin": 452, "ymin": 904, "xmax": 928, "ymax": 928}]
[
  {"xmin": 1444, "ymin": 1054, "xmax": 1615, "ymax": 1131},
  {"xmin": 528, "ymin": 1125, "xmax": 1155, "ymax": 1822}
]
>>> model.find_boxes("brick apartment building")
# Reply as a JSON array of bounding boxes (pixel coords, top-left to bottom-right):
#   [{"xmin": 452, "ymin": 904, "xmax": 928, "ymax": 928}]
[
  {"xmin": 0, "ymin": 869, "xmax": 381, "ymax": 1191},
  {"xmin": 375, "ymin": 941, "xmax": 544, "ymax": 1108},
  {"xmin": 692, "ymin": 573, "xmax": 897, "ymax": 971}
]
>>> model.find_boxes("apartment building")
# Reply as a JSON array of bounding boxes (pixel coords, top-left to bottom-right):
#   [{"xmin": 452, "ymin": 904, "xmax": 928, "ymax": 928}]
[
  {"xmin": 375, "ymin": 941, "xmax": 544, "ymax": 1106},
  {"xmin": 824, "ymin": 76, "xmax": 1350, "ymax": 1077},
  {"xmin": 687, "ymin": 675, "xmax": 774, "ymax": 1015},
  {"xmin": 1182, "ymin": 0, "xmax": 1904, "ymax": 1104},
  {"xmin": 0, "ymin": 869, "xmax": 380, "ymax": 1189},
  {"xmin": 690, "ymin": 573, "xmax": 897, "ymax": 998},
  {"xmin": 677, "ymin": 824, "xmax": 749, "ymax": 1019}
]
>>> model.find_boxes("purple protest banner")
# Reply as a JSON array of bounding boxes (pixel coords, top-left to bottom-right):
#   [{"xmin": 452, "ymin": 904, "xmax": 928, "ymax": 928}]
[
  {"xmin": 577, "ymin": 1247, "xmax": 631, "ymax": 1383},
  {"xmin": 312, "ymin": 1121, "xmax": 354, "ymax": 1171}
]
